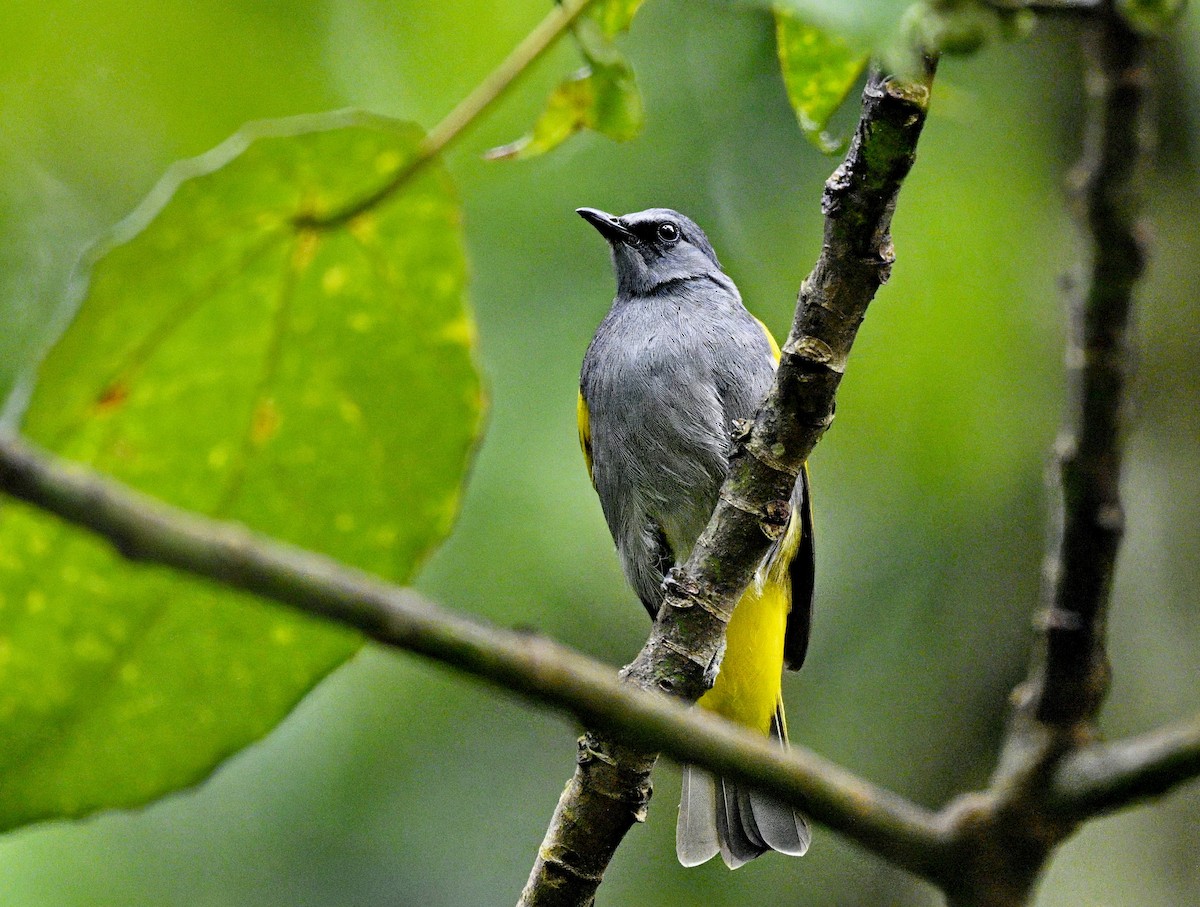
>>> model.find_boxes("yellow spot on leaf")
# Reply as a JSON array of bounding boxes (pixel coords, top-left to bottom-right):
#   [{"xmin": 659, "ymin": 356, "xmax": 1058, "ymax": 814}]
[
  {"xmin": 349, "ymin": 213, "xmax": 378, "ymax": 243},
  {"xmin": 120, "ymin": 662, "xmax": 141, "ymax": 684},
  {"xmin": 338, "ymin": 398, "xmax": 363, "ymax": 426},
  {"xmin": 322, "ymin": 265, "xmax": 348, "ymax": 294},
  {"xmin": 26, "ymin": 590, "xmax": 46, "ymax": 614},
  {"xmin": 208, "ymin": 445, "xmax": 230, "ymax": 469},
  {"xmin": 440, "ymin": 313, "xmax": 476, "ymax": 348},
  {"xmin": 335, "ymin": 513, "xmax": 355, "ymax": 532},
  {"xmin": 375, "ymin": 149, "xmax": 404, "ymax": 174},
  {"xmin": 349, "ymin": 312, "xmax": 373, "ymax": 332},
  {"xmin": 435, "ymin": 272, "xmax": 458, "ymax": 296},
  {"xmin": 251, "ymin": 399, "xmax": 281, "ymax": 445},
  {"xmin": 73, "ymin": 636, "xmax": 112, "ymax": 662},
  {"xmin": 271, "ymin": 624, "xmax": 297, "ymax": 645},
  {"xmin": 374, "ymin": 526, "xmax": 397, "ymax": 547},
  {"xmin": 292, "ymin": 229, "xmax": 319, "ymax": 272}
]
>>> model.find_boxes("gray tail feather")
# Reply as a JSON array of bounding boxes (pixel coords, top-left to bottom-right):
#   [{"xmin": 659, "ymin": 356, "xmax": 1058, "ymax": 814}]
[
  {"xmin": 677, "ymin": 765, "xmax": 720, "ymax": 867},
  {"xmin": 676, "ymin": 765, "xmax": 810, "ymax": 869}
]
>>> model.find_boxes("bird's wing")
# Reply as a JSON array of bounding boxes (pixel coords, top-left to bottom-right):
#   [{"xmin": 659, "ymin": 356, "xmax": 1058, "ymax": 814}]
[
  {"xmin": 753, "ymin": 315, "xmax": 815, "ymax": 672},
  {"xmin": 784, "ymin": 463, "xmax": 815, "ymax": 671},
  {"xmin": 577, "ymin": 388, "xmax": 595, "ymax": 487}
]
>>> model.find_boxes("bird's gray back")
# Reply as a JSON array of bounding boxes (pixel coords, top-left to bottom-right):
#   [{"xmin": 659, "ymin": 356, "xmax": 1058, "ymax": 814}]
[{"xmin": 581, "ymin": 277, "xmax": 776, "ymax": 610}]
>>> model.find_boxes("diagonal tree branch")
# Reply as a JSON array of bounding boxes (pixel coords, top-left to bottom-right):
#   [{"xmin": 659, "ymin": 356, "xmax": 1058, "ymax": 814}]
[
  {"xmin": 520, "ymin": 61, "xmax": 938, "ymax": 907},
  {"xmin": 0, "ymin": 429, "xmax": 945, "ymax": 873}
]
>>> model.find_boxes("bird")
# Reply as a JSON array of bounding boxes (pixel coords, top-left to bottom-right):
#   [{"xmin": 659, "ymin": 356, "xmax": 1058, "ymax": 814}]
[{"xmin": 575, "ymin": 206, "xmax": 814, "ymax": 869}]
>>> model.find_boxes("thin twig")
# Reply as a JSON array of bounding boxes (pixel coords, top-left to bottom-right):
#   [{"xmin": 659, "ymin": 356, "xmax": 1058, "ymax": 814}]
[
  {"xmin": 294, "ymin": 0, "xmax": 599, "ymax": 229},
  {"xmin": 984, "ymin": 0, "xmax": 1102, "ymax": 12},
  {"xmin": 0, "ymin": 431, "xmax": 944, "ymax": 871}
]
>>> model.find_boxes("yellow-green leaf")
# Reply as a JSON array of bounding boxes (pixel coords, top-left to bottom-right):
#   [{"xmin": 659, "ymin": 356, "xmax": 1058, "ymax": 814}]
[
  {"xmin": 487, "ymin": 55, "xmax": 642, "ymax": 161},
  {"xmin": 487, "ymin": 3, "xmax": 646, "ymax": 161},
  {"xmin": 0, "ymin": 112, "xmax": 484, "ymax": 832},
  {"xmin": 590, "ymin": 0, "xmax": 646, "ymax": 38},
  {"xmin": 774, "ymin": 8, "xmax": 870, "ymax": 154}
]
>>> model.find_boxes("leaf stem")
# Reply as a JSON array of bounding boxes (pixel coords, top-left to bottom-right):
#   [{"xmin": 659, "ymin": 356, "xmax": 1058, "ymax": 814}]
[{"xmin": 296, "ymin": 0, "xmax": 599, "ymax": 229}]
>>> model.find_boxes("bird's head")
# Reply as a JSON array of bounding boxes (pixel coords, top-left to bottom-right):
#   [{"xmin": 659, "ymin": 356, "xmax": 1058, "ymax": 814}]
[{"xmin": 576, "ymin": 207, "xmax": 724, "ymax": 297}]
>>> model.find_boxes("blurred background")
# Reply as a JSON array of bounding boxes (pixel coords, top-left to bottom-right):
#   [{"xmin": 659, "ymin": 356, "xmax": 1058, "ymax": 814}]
[{"xmin": 1, "ymin": 1, "xmax": 1198, "ymax": 904}]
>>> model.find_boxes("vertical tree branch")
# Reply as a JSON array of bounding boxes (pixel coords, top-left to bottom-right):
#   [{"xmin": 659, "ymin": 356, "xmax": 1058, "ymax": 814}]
[
  {"xmin": 520, "ymin": 62, "xmax": 937, "ymax": 907},
  {"xmin": 1024, "ymin": 4, "xmax": 1149, "ymax": 729},
  {"xmin": 938, "ymin": 8, "xmax": 1155, "ymax": 907}
]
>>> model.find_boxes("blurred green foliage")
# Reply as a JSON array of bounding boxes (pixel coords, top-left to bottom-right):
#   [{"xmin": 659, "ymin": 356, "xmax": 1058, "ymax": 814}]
[{"xmin": 0, "ymin": 1, "xmax": 1198, "ymax": 905}]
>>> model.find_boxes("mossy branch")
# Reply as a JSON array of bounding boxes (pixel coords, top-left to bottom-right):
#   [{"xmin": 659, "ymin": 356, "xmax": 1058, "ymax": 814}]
[{"xmin": 520, "ymin": 61, "xmax": 939, "ymax": 907}]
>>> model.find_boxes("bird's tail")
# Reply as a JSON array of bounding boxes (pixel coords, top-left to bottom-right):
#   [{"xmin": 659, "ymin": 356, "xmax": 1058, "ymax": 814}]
[{"xmin": 676, "ymin": 706, "xmax": 810, "ymax": 868}]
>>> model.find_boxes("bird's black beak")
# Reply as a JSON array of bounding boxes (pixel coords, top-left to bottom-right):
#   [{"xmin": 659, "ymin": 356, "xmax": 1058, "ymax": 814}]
[{"xmin": 577, "ymin": 207, "xmax": 636, "ymax": 245}]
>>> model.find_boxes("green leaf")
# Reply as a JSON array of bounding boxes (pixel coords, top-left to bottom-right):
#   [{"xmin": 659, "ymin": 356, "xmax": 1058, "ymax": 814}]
[
  {"xmin": 1117, "ymin": 0, "xmax": 1186, "ymax": 33},
  {"xmin": 487, "ymin": 59, "xmax": 643, "ymax": 161},
  {"xmin": 897, "ymin": 1, "xmax": 1033, "ymax": 60},
  {"xmin": 774, "ymin": 7, "xmax": 870, "ymax": 154},
  {"xmin": 487, "ymin": 3, "xmax": 645, "ymax": 161},
  {"xmin": 589, "ymin": 0, "xmax": 646, "ymax": 38},
  {"xmin": 0, "ymin": 112, "xmax": 484, "ymax": 832}
]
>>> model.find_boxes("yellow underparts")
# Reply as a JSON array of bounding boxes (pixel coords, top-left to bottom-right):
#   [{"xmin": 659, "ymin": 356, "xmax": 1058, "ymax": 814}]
[
  {"xmin": 696, "ymin": 317, "xmax": 793, "ymax": 736},
  {"xmin": 697, "ymin": 508, "xmax": 800, "ymax": 737}
]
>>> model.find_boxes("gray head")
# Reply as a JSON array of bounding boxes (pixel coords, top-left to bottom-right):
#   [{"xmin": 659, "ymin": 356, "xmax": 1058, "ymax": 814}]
[{"xmin": 577, "ymin": 207, "xmax": 724, "ymax": 297}]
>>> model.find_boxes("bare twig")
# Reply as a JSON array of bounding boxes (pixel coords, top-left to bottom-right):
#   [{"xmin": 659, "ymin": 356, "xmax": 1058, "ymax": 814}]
[
  {"xmin": 520, "ymin": 61, "xmax": 938, "ymax": 907},
  {"xmin": 0, "ymin": 430, "xmax": 944, "ymax": 873},
  {"xmin": 984, "ymin": 0, "xmax": 1103, "ymax": 12}
]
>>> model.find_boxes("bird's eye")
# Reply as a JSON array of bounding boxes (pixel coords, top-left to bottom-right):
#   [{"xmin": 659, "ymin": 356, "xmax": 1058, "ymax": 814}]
[{"xmin": 657, "ymin": 222, "xmax": 680, "ymax": 243}]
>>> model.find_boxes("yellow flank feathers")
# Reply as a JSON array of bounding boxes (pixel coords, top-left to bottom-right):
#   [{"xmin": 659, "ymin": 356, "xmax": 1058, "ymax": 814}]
[
  {"xmin": 697, "ymin": 575, "xmax": 789, "ymax": 734},
  {"xmin": 577, "ymin": 389, "xmax": 595, "ymax": 486},
  {"xmin": 753, "ymin": 315, "xmax": 782, "ymax": 364}
]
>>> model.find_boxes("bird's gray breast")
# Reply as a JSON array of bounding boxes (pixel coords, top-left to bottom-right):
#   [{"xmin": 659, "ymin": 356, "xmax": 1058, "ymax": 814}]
[{"xmin": 581, "ymin": 280, "xmax": 776, "ymax": 566}]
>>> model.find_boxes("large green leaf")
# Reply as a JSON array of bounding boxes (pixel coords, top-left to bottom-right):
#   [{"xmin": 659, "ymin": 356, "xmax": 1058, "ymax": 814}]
[
  {"xmin": 774, "ymin": 7, "xmax": 870, "ymax": 154},
  {"xmin": 487, "ymin": 0, "xmax": 646, "ymax": 160},
  {"xmin": 0, "ymin": 112, "xmax": 483, "ymax": 831}
]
